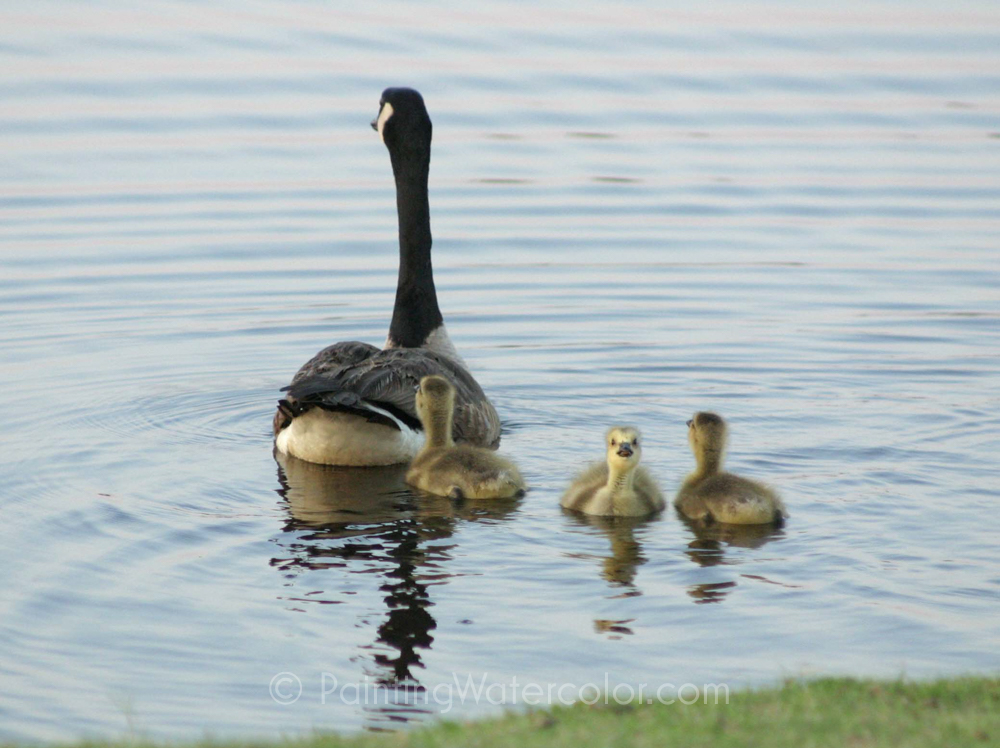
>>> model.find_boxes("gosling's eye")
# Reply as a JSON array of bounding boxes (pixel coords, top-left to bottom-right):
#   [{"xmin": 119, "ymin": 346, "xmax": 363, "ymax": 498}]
[
  {"xmin": 634, "ymin": 439, "xmax": 639, "ymax": 446},
  {"xmin": 611, "ymin": 439, "xmax": 616, "ymax": 446}
]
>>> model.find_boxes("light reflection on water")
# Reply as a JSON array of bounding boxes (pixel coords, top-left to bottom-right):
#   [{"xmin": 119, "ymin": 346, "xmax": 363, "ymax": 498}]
[{"xmin": 2, "ymin": 0, "xmax": 1000, "ymax": 742}]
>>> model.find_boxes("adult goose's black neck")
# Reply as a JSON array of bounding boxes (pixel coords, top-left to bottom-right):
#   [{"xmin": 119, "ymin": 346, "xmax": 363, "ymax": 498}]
[{"xmin": 387, "ymin": 141, "xmax": 443, "ymax": 349}]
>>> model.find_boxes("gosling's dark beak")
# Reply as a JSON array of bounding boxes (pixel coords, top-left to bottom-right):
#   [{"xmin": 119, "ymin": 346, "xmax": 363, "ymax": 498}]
[
  {"xmin": 686, "ymin": 420, "xmax": 693, "ymax": 428},
  {"xmin": 617, "ymin": 442, "xmax": 633, "ymax": 458}
]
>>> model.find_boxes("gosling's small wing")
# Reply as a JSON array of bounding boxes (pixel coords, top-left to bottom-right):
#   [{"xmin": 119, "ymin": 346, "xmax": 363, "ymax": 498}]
[
  {"xmin": 276, "ymin": 345, "xmax": 501, "ymax": 447},
  {"xmin": 634, "ymin": 467, "xmax": 666, "ymax": 512},
  {"xmin": 560, "ymin": 462, "xmax": 608, "ymax": 510},
  {"xmin": 696, "ymin": 473, "xmax": 784, "ymax": 524},
  {"xmin": 419, "ymin": 447, "xmax": 520, "ymax": 493}
]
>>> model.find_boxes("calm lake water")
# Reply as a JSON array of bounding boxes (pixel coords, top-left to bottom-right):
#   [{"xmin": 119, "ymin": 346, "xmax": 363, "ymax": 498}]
[{"xmin": 2, "ymin": 0, "xmax": 999, "ymax": 742}]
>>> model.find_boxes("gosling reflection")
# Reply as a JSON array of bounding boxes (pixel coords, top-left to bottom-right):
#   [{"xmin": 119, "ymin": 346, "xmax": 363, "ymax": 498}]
[
  {"xmin": 564, "ymin": 512, "xmax": 654, "ymax": 592},
  {"xmin": 272, "ymin": 452, "xmax": 519, "ymax": 693},
  {"xmin": 678, "ymin": 512, "xmax": 785, "ymax": 604}
]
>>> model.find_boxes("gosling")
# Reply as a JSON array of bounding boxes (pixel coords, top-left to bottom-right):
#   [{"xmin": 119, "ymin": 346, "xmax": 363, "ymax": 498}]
[
  {"xmin": 675, "ymin": 412, "xmax": 787, "ymax": 526},
  {"xmin": 406, "ymin": 375, "xmax": 525, "ymax": 500},
  {"xmin": 561, "ymin": 427, "xmax": 664, "ymax": 517}
]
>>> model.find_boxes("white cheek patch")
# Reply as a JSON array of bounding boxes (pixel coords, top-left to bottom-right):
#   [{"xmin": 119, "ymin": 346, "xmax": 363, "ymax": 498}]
[{"xmin": 377, "ymin": 102, "xmax": 394, "ymax": 143}]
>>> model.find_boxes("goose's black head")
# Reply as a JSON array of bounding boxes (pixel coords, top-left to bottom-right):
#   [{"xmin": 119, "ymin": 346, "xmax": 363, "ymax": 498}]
[{"xmin": 371, "ymin": 87, "xmax": 432, "ymax": 154}]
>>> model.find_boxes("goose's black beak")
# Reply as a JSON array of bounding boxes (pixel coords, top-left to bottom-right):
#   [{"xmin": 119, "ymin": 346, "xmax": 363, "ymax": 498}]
[
  {"xmin": 370, "ymin": 117, "xmax": 378, "ymax": 131},
  {"xmin": 617, "ymin": 442, "xmax": 633, "ymax": 458}
]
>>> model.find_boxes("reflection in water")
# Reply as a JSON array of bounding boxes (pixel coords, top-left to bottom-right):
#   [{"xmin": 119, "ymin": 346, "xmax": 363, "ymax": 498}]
[
  {"xmin": 564, "ymin": 512, "xmax": 656, "ymax": 593},
  {"xmin": 271, "ymin": 452, "xmax": 519, "ymax": 724},
  {"xmin": 564, "ymin": 512, "xmax": 658, "ymax": 638},
  {"xmin": 276, "ymin": 451, "xmax": 415, "ymax": 529},
  {"xmin": 593, "ymin": 618, "xmax": 635, "ymax": 638},
  {"xmin": 687, "ymin": 581, "xmax": 738, "ymax": 604},
  {"xmin": 563, "ymin": 509, "xmax": 655, "ymax": 592},
  {"xmin": 677, "ymin": 511, "xmax": 785, "ymax": 604}
]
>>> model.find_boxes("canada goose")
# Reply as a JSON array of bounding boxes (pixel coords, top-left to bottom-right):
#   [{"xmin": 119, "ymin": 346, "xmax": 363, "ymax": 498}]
[
  {"xmin": 273, "ymin": 88, "xmax": 500, "ymax": 466},
  {"xmin": 405, "ymin": 375, "xmax": 525, "ymax": 499},
  {"xmin": 560, "ymin": 427, "xmax": 664, "ymax": 517},
  {"xmin": 675, "ymin": 412, "xmax": 787, "ymax": 526}
]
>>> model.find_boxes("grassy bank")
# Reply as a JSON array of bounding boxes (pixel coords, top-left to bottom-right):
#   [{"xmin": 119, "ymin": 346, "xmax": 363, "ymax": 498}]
[{"xmin": 68, "ymin": 677, "xmax": 1000, "ymax": 748}]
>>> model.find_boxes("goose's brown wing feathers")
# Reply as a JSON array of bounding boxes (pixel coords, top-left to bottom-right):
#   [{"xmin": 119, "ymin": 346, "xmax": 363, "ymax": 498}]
[
  {"xmin": 273, "ymin": 341, "xmax": 381, "ymax": 434},
  {"xmin": 274, "ymin": 343, "xmax": 501, "ymax": 447}
]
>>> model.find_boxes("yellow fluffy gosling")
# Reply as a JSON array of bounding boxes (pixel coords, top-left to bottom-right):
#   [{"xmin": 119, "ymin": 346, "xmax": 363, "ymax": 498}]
[
  {"xmin": 406, "ymin": 376, "xmax": 525, "ymax": 499},
  {"xmin": 561, "ymin": 427, "xmax": 664, "ymax": 517},
  {"xmin": 675, "ymin": 412, "xmax": 787, "ymax": 526}
]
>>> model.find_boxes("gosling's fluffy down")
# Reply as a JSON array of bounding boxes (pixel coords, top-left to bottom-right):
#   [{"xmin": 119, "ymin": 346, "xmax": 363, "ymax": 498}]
[
  {"xmin": 406, "ymin": 375, "xmax": 525, "ymax": 499},
  {"xmin": 561, "ymin": 427, "xmax": 664, "ymax": 517},
  {"xmin": 675, "ymin": 412, "xmax": 787, "ymax": 526}
]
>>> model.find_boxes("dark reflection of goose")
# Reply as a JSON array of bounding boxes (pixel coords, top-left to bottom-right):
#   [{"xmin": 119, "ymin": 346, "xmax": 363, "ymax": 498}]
[
  {"xmin": 270, "ymin": 451, "xmax": 519, "ymax": 723},
  {"xmin": 677, "ymin": 511, "xmax": 785, "ymax": 604}
]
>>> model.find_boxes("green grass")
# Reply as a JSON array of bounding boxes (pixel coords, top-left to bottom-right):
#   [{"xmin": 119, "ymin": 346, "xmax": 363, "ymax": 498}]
[{"xmin": 50, "ymin": 677, "xmax": 1000, "ymax": 748}]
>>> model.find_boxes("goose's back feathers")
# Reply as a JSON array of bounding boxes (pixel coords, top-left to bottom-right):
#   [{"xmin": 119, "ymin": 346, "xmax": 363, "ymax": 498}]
[
  {"xmin": 273, "ymin": 341, "xmax": 381, "ymax": 435},
  {"xmin": 274, "ymin": 343, "xmax": 501, "ymax": 449},
  {"xmin": 290, "ymin": 341, "xmax": 382, "ymax": 382}
]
